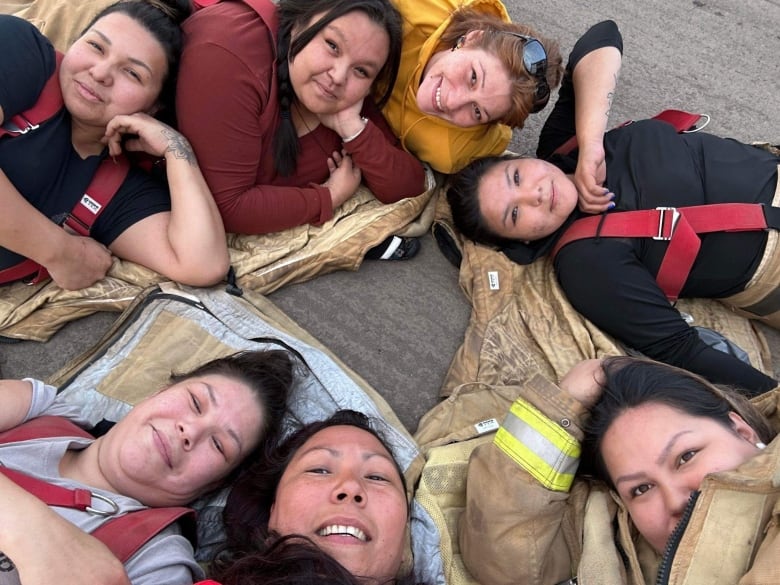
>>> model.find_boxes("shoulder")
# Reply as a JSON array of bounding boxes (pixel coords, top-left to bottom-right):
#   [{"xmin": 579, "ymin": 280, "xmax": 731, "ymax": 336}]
[{"xmin": 569, "ymin": 20, "xmax": 623, "ymax": 67}]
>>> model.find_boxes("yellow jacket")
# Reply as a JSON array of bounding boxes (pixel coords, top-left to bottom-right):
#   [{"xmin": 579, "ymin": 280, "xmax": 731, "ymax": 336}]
[{"xmin": 384, "ymin": 0, "xmax": 513, "ymax": 174}]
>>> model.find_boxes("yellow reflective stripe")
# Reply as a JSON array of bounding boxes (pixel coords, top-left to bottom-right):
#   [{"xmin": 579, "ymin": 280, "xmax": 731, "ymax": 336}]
[{"xmin": 494, "ymin": 398, "xmax": 580, "ymax": 492}]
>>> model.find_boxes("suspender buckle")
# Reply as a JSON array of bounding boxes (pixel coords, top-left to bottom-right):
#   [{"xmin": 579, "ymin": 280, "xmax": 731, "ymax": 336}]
[
  {"xmin": 653, "ymin": 207, "xmax": 680, "ymax": 240},
  {"xmin": 2, "ymin": 117, "xmax": 40, "ymax": 135}
]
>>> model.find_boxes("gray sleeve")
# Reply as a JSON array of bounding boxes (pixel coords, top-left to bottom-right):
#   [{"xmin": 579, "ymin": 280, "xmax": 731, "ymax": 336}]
[
  {"xmin": 124, "ymin": 526, "xmax": 205, "ymax": 585},
  {"xmin": 23, "ymin": 377, "xmax": 92, "ymax": 427}
]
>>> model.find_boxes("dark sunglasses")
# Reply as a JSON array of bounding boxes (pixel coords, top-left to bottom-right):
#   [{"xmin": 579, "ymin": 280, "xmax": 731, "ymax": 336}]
[{"xmin": 503, "ymin": 32, "xmax": 550, "ymax": 113}]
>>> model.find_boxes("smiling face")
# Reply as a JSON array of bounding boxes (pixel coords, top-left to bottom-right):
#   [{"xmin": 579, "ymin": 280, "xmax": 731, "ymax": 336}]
[
  {"xmin": 601, "ymin": 403, "xmax": 761, "ymax": 553},
  {"xmin": 268, "ymin": 425, "xmax": 408, "ymax": 582},
  {"xmin": 95, "ymin": 374, "xmax": 265, "ymax": 507},
  {"xmin": 417, "ymin": 32, "xmax": 512, "ymax": 127},
  {"xmin": 289, "ymin": 10, "xmax": 390, "ymax": 116},
  {"xmin": 59, "ymin": 12, "xmax": 167, "ymax": 130},
  {"xmin": 478, "ymin": 157, "xmax": 578, "ymax": 241}
]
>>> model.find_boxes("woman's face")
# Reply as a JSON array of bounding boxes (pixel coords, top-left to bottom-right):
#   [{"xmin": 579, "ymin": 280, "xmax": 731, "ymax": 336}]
[
  {"xmin": 60, "ymin": 12, "xmax": 167, "ymax": 129},
  {"xmin": 289, "ymin": 10, "xmax": 390, "ymax": 116},
  {"xmin": 601, "ymin": 402, "xmax": 762, "ymax": 553},
  {"xmin": 269, "ymin": 425, "xmax": 408, "ymax": 582},
  {"xmin": 417, "ymin": 32, "xmax": 512, "ymax": 127},
  {"xmin": 478, "ymin": 157, "xmax": 578, "ymax": 241},
  {"xmin": 96, "ymin": 374, "xmax": 265, "ymax": 507}
]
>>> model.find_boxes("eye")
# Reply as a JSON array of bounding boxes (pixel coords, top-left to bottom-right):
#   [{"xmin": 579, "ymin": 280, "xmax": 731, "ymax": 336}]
[
  {"xmin": 325, "ymin": 38, "xmax": 338, "ymax": 53},
  {"xmin": 513, "ymin": 169, "xmax": 520, "ymax": 186},
  {"xmin": 354, "ymin": 66, "xmax": 369, "ymax": 79},
  {"xmin": 511, "ymin": 206, "xmax": 518, "ymax": 224},
  {"xmin": 678, "ymin": 450, "xmax": 697, "ymax": 466},
  {"xmin": 473, "ymin": 103, "xmax": 482, "ymax": 122},
  {"xmin": 631, "ymin": 483, "xmax": 653, "ymax": 498},
  {"xmin": 189, "ymin": 392, "xmax": 202, "ymax": 414},
  {"xmin": 366, "ymin": 473, "xmax": 389, "ymax": 482},
  {"xmin": 87, "ymin": 40, "xmax": 104, "ymax": 53},
  {"xmin": 470, "ymin": 68, "xmax": 477, "ymax": 87},
  {"xmin": 212, "ymin": 436, "xmax": 225, "ymax": 456},
  {"xmin": 125, "ymin": 68, "xmax": 142, "ymax": 82},
  {"xmin": 307, "ymin": 467, "xmax": 330, "ymax": 475}
]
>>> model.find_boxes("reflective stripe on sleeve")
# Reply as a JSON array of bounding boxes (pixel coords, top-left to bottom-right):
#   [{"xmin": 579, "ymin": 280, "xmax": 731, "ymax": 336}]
[{"xmin": 494, "ymin": 398, "xmax": 580, "ymax": 492}]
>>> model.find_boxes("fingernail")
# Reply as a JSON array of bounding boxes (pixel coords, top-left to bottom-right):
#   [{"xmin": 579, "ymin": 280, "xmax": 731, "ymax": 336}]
[
  {"xmin": 609, "ymin": 192, "xmax": 616, "ymax": 200},
  {"xmin": 608, "ymin": 202, "xmax": 615, "ymax": 210}
]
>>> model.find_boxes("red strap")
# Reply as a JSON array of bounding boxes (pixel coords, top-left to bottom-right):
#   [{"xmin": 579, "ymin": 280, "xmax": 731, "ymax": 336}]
[
  {"xmin": 0, "ymin": 416, "xmax": 93, "ymax": 442},
  {"xmin": 552, "ymin": 109, "xmax": 705, "ymax": 156},
  {"xmin": 0, "ymin": 52, "xmax": 64, "ymax": 138},
  {"xmin": 91, "ymin": 507, "xmax": 196, "ymax": 563},
  {"xmin": 64, "ymin": 155, "xmax": 131, "ymax": 236},
  {"xmin": 552, "ymin": 203, "xmax": 769, "ymax": 300},
  {"xmin": 0, "ymin": 467, "xmax": 94, "ymax": 509},
  {"xmin": 0, "ymin": 257, "xmax": 48, "ymax": 285}
]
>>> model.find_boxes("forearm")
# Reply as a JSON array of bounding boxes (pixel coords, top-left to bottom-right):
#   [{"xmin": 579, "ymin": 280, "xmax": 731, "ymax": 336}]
[
  {"xmin": 163, "ymin": 138, "xmax": 229, "ymax": 273},
  {"xmin": 343, "ymin": 122, "xmax": 428, "ymax": 202},
  {"xmin": 572, "ymin": 46, "xmax": 622, "ymax": 150},
  {"xmin": 0, "ymin": 170, "xmax": 71, "ymax": 267}
]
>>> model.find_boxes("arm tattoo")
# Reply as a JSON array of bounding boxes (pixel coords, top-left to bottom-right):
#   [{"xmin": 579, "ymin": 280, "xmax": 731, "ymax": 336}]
[
  {"xmin": 605, "ymin": 72, "xmax": 618, "ymax": 118},
  {"xmin": 161, "ymin": 126, "xmax": 197, "ymax": 167}
]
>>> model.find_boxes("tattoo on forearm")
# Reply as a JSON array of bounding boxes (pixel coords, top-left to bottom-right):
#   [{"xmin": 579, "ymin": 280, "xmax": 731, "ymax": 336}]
[
  {"xmin": 161, "ymin": 127, "xmax": 197, "ymax": 166},
  {"xmin": 605, "ymin": 73, "xmax": 617, "ymax": 118}
]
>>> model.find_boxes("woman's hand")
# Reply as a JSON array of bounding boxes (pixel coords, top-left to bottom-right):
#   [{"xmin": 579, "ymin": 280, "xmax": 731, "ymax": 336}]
[
  {"xmin": 574, "ymin": 140, "xmax": 613, "ymax": 214},
  {"xmin": 559, "ymin": 358, "xmax": 605, "ymax": 409},
  {"xmin": 47, "ymin": 230, "xmax": 113, "ymax": 290},
  {"xmin": 317, "ymin": 99, "xmax": 366, "ymax": 141},
  {"xmin": 103, "ymin": 113, "xmax": 188, "ymax": 160},
  {"xmin": 324, "ymin": 150, "xmax": 361, "ymax": 208}
]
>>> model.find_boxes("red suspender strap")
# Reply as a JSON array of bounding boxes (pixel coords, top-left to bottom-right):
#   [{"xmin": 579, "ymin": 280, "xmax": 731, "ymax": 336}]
[
  {"xmin": 0, "ymin": 416, "xmax": 196, "ymax": 564},
  {"xmin": 0, "ymin": 258, "xmax": 48, "ymax": 285},
  {"xmin": 551, "ymin": 203, "xmax": 769, "ymax": 301},
  {"xmin": 0, "ymin": 52, "xmax": 64, "ymax": 138},
  {"xmin": 91, "ymin": 507, "xmax": 196, "ymax": 563},
  {"xmin": 551, "ymin": 109, "xmax": 705, "ymax": 157},
  {"xmin": 63, "ymin": 155, "xmax": 131, "ymax": 236}
]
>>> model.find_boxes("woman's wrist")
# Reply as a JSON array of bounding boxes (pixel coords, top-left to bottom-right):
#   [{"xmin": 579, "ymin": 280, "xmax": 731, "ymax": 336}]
[{"xmin": 342, "ymin": 117, "xmax": 369, "ymax": 143}]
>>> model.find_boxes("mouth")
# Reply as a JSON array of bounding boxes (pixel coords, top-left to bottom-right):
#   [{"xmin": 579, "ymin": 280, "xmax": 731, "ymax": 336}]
[
  {"xmin": 317, "ymin": 524, "xmax": 370, "ymax": 543},
  {"xmin": 75, "ymin": 80, "xmax": 102, "ymax": 103},
  {"xmin": 152, "ymin": 426, "xmax": 173, "ymax": 468},
  {"xmin": 314, "ymin": 79, "xmax": 337, "ymax": 101},
  {"xmin": 433, "ymin": 78, "xmax": 444, "ymax": 113},
  {"xmin": 550, "ymin": 183, "xmax": 556, "ymax": 211}
]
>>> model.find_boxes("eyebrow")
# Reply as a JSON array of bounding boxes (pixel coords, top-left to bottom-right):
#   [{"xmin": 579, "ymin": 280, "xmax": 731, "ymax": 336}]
[
  {"xmin": 614, "ymin": 430, "xmax": 693, "ymax": 487},
  {"xmin": 301, "ymin": 445, "xmax": 396, "ymax": 465},
  {"xmin": 205, "ymin": 382, "xmax": 243, "ymax": 453},
  {"xmin": 90, "ymin": 28, "xmax": 155, "ymax": 76}
]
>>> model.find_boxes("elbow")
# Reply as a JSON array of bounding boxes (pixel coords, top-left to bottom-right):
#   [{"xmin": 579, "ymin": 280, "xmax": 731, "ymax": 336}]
[{"xmin": 170, "ymin": 250, "xmax": 230, "ymax": 287}]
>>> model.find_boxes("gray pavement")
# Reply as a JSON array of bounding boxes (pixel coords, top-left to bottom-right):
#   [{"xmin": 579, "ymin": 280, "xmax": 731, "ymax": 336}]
[{"xmin": 1, "ymin": 0, "xmax": 779, "ymax": 433}]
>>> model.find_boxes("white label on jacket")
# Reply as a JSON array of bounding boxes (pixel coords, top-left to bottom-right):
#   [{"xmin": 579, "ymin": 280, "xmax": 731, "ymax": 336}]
[
  {"xmin": 80, "ymin": 194, "xmax": 102, "ymax": 215},
  {"xmin": 488, "ymin": 271, "xmax": 500, "ymax": 290},
  {"xmin": 474, "ymin": 418, "xmax": 499, "ymax": 435}
]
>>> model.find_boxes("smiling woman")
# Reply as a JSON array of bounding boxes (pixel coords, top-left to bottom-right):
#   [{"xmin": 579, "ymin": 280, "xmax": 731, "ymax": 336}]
[
  {"xmin": 207, "ymin": 410, "xmax": 422, "ymax": 585},
  {"xmin": 0, "ymin": 0, "xmax": 231, "ymax": 291},
  {"xmin": 0, "ymin": 349, "xmax": 295, "ymax": 585}
]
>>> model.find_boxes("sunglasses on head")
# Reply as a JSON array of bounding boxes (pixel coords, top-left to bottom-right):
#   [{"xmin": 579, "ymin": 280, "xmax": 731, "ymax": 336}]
[{"xmin": 503, "ymin": 32, "xmax": 550, "ymax": 113}]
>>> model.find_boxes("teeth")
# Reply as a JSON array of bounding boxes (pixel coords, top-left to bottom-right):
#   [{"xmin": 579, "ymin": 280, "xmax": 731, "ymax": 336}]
[
  {"xmin": 318, "ymin": 524, "xmax": 368, "ymax": 542},
  {"xmin": 435, "ymin": 86, "xmax": 443, "ymax": 111}
]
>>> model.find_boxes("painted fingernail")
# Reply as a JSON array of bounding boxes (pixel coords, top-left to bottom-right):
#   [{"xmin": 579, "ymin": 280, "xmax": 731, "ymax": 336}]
[{"xmin": 608, "ymin": 202, "xmax": 616, "ymax": 210}]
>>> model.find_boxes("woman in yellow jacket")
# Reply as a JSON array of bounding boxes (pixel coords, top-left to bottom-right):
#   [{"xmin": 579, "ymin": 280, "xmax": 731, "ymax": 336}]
[
  {"xmin": 384, "ymin": 0, "xmax": 622, "ymax": 209},
  {"xmin": 460, "ymin": 356, "xmax": 780, "ymax": 585}
]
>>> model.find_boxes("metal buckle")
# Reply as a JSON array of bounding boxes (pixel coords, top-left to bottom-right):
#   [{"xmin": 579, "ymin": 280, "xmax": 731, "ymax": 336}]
[
  {"xmin": 2, "ymin": 119, "xmax": 39, "ymax": 135},
  {"xmin": 86, "ymin": 491, "xmax": 120, "ymax": 517},
  {"xmin": 653, "ymin": 206, "xmax": 680, "ymax": 240}
]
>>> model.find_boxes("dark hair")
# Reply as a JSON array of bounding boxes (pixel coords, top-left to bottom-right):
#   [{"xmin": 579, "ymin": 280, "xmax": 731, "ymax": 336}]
[
  {"xmin": 446, "ymin": 154, "xmax": 523, "ymax": 247},
  {"xmin": 438, "ymin": 9, "xmax": 563, "ymax": 127},
  {"xmin": 273, "ymin": 0, "xmax": 403, "ymax": 176},
  {"xmin": 169, "ymin": 349, "xmax": 296, "ymax": 480},
  {"xmin": 211, "ymin": 410, "xmax": 413, "ymax": 583},
  {"xmin": 83, "ymin": 0, "xmax": 192, "ymax": 120},
  {"xmin": 581, "ymin": 356, "xmax": 776, "ymax": 487}
]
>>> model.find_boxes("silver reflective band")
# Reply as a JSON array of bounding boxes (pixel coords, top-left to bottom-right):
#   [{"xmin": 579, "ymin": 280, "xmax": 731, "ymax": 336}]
[{"xmin": 503, "ymin": 409, "xmax": 579, "ymax": 478}]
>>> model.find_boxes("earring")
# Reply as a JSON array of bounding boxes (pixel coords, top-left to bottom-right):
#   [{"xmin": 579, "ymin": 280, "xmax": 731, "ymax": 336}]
[
  {"xmin": 756, "ymin": 442, "xmax": 767, "ymax": 449},
  {"xmin": 451, "ymin": 36, "xmax": 465, "ymax": 51}
]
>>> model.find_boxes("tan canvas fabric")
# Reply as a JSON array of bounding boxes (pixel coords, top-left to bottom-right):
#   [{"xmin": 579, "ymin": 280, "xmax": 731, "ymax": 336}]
[
  {"xmin": 0, "ymin": 183, "xmax": 438, "ymax": 341},
  {"xmin": 0, "ymin": 0, "xmax": 116, "ymax": 50}
]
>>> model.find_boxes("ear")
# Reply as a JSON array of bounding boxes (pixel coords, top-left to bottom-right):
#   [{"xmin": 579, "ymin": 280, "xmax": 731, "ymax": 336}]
[
  {"xmin": 728, "ymin": 411, "xmax": 761, "ymax": 444},
  {"xmin": 463, "ymin": 29, "xmax": 485, "ymax": 46}
]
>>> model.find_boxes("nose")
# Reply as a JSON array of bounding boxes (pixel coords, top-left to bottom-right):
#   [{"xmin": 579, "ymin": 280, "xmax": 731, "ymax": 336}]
[
  {"xmin": 332, "ymin": 473, "xmax": 366, "ymax": 506},
  {"xmin": 177, "ymin": 421, "xmax": 198, "ymax": 451},
  {"xmin": 519, "ymin": 184, "xmax": 543, "ymax": 207},
  {"xmin": 328, "ymin": 59, "xmax": 348, "ymax": 86},
  {"xmin": 663, "ymin": 483, "xmax": 695, "ymax": 523},
  {"xmin": 90, "ymin": 60, "xmax": 113, "ymax": 85}
]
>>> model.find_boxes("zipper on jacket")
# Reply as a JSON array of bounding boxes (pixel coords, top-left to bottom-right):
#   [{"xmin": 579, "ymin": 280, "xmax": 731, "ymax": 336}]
[{"xmin": 655, "ymin": 490, "xmax": 700, "ymax": 585}]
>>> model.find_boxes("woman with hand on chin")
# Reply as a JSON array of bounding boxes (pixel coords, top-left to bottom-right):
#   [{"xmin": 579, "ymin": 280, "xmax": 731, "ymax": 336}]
[
  {"xmin": 176, "ymin": 0, "xmax": 427, "ymax": 261},
  {"xmin": 0, "ymin": 0, "xmax": 229, "ymax": 290}
]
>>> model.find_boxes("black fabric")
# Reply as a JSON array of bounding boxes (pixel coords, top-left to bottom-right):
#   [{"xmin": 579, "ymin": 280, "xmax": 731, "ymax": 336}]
[
  {"xmin": 0, "ymin": 16, "xmax": 171, "ymax": 271},
  {"xmin": 496, "ymin": 18, "xmax": 780, "ymax": 393}
]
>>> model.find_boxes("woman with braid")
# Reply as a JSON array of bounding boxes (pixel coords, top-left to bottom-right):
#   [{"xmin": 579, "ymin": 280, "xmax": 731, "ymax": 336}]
[{"xmin": 175, "ymin": 0, "xmax": 427, "ymax": 260}]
